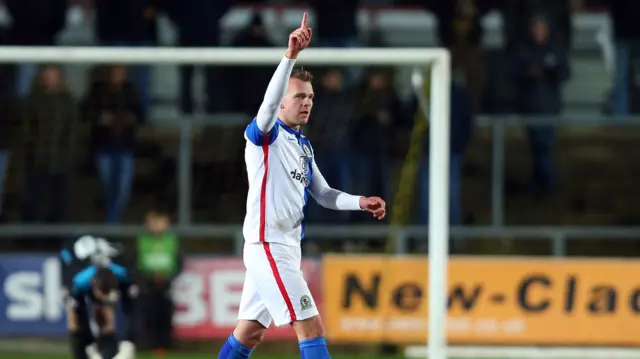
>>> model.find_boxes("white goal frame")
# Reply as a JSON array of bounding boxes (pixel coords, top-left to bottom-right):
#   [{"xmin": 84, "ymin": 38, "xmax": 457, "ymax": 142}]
[{"xmin": 0, "ymin": 46, "xmax": 451, "ymax": 359}]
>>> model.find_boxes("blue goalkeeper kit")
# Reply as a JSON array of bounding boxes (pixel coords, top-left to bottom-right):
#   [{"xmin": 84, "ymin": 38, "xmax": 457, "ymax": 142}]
[
  {"xmin": 71, "ymin": 263, "xmax": 130, "ymax": 297},
  {"xmin": 69, "ymin": 263, "xmax": 138, "ymax": 358}
]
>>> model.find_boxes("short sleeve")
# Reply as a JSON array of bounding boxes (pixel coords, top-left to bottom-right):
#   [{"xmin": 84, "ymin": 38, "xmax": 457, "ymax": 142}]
[
  {"xmin": 60, "ymin": 249, "xmax": 73, "ymax": 265},
  {"xmin": 245, "ymin": 118, "xmax": 279, "ymax": 146},
  {"xmin": 109, "ymin": 263, "xmax": 131, "ymax": 283},
  {"xmin": 71, "ymin": 266, "xmax": 96, "ymax": 295}
]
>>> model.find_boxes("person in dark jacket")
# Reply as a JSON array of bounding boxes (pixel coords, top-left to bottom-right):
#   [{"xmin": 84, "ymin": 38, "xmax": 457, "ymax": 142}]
[
  {"xmin": 511, "ymin": 15, "xmax": 569, "ymax": 195},
  {"xmin": 309, "ymin": 0, "xmax": 362, "ymax": 85},
  {"xmin": 94, "ymin": 0, "xmax": 158, "ymax": 116},
  {"xmin": 165, "ymin": 0, "xmax": 232, "ymax": 114},
  {"xmin": 0, "ymin": 94, "xmax": 14, "ymax": 221},
  {"xmin": 225, "ymin": 13, "xmax": 276, "ymax": 114},
  {"xmin": 608, "ymin": 0, "xmax": 640, "ymax": 115},
  {"xmin": 81, "ymin": 65, "xmax": 142, "ymax": 223},
  {"xmin": 351, "ymin": 68, "xmax": 403, "ymax": 222},
  {"xmin": 504, "ymin": 0, "xmax": 572, "ymax": 53},
  {"xmin": 305, "ymin": 68, "xmax": 357, "ymax": 223},
  {"xmin": 6, "ymin": 0, "xmax": 68, "ymax": 98},
  {"xmin": 430, "ymin": 0, "xmax": 498, "ymax": 109},
  {"xmin": 20, "ymin": 65, "xmax": 78, "ymax": 222},
  {"xmin": 416, "ymin": 80, "xmax": 474, "ymax": 227}
]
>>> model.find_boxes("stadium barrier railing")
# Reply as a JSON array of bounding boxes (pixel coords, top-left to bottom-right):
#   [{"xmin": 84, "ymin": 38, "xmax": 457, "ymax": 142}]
[
  {"xmin": 2, "ymin": 223, "xmax": 640, "ymax": 256},
  {"xmin": 4, "ymin": 114, "xmax": 640, "ymax": 256},
  {"xmin": 155, "ymin": 113, "xmax": 640, "ymax": 227}
]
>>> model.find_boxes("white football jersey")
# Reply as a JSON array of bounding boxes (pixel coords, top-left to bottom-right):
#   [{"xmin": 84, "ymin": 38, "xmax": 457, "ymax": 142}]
[{"xmin": 243, "ymin": 118, "xmax": 316, "ymax": 247}]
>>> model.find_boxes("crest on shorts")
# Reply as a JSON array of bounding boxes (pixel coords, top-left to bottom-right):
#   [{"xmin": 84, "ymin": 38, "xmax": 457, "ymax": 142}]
[
  {"xmin": 300, "ymin": 295, "xmax": 313, "ymax": 310},
  {"xmin": 302, "ymin": 144, "xmax": 312, "ymax": 158},
  {"xmin": 299, "ymin": 156, "xmax": 310, "ymax": 175}
]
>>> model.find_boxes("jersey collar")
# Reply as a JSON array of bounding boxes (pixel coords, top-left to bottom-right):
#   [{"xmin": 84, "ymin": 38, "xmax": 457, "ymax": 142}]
[{"xmin": 277, "ymin": 118, "xmax": 302, "ymax": 137}]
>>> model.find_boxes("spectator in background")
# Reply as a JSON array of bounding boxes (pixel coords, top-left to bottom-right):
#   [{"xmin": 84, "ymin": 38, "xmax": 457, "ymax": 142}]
[
  {"xmin": 165, "ymin": 0, "xmax": 232, "ymax": 114},
  {"xmin": 504, "ymin": 0, "xmax": 572, "ymax": 53},
  {"xmin": 20, "ymin": 65, "xmax": 78, "ymax": 222},
  {"xmin": 415, "ymin": 77, "xmax": 474, "ymax": 228},
  {"xmin": 306, "ymin": 68, "xmax": 356, "ymax": 223},
  {"xmin": 511, "ymin": 15, "xmax": 569, "ymax": 196},
  {"xmin": 6, "ymin": 0, "xmax": 68, "ymax": 98},
  {"xmin": 0, "ymin": 94, "xmax": 12, "ymax": 222},
  {"xmin": 94, "ymin": 0, "xmax": 158, "ymax": 115},
  {"xmin": 135, "ymin": 209, "xmax": 181, "ymax": 355},
  {"xmin": 226, "ymin": 13, "xmax": 276, "ymax": 114},
  {"xmin": 607, "ymin": 0, "xmax": 640, "ymax": 115},
  {"xmin": 310, "ymin": 0, "xmax": 360, "ymax": 48},
  {"xmin": 82, "ymin": 65, "xmax": 142, "ymax": 223},
  {"xmin": 309, "ymin": 0, "xmax": 362, "ymax": 84},
  {"xmin": 350, "ymin": 68, "xmax": 402, "ymax": 221},
  {"xmin": 430, "ymin": 0, "xmax": 495, "ymax": 109}
]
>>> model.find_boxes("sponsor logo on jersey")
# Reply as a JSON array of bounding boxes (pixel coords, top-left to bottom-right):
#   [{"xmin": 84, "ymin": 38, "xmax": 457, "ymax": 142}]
[{"xmin": 290, "ymin": 169, "xmax": 310, "ymax": 187}]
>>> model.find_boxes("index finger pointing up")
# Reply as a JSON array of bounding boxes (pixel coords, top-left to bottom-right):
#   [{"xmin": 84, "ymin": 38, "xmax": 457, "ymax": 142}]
[{"xmin": 301, "ymin": 12, "xmax": 308, "ymax": 29}]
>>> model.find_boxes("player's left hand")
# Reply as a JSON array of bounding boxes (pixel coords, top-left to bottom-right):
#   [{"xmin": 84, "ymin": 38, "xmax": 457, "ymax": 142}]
[{"xmin": 359, "ymin": 196, "xmax": 386, "ymax": 220}]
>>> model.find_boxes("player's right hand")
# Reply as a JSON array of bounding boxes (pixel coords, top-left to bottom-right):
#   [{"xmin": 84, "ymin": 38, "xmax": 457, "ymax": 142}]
[
  {"xmin": 286, "ymin": 12, "xmax": 312, "ymax": 59},
  {"xmin": 360, "ymin": 196, "xmax": 387, "ymax": 220}
]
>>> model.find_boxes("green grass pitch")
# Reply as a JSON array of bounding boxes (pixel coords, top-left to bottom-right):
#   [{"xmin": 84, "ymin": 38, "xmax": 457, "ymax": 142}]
[{"xmin": 1, "ymin": 353, "xmax": 409, "ymax": 359}]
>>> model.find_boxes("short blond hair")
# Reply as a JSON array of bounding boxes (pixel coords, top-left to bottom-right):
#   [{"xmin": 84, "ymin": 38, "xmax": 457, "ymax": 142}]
[{"xmin": 291, "ymin": 67, "xmax": 313, "ymax": 82}]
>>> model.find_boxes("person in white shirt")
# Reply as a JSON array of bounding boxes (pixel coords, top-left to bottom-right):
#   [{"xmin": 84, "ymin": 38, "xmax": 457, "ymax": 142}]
[{"xmin": 217, "ymin": 12, "xmax": 386, "ymax": 359}]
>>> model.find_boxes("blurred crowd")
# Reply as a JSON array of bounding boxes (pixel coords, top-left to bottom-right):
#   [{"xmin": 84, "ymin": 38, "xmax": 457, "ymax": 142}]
[{"xmin": 0, "ymin": 0, "xmax": 636, "ymax": 230}]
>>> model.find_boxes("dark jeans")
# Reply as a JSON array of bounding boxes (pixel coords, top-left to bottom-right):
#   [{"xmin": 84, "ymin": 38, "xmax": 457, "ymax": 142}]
[
  {"xmin": 416, "ymin": 153, "xmax": 464, "ymax": 253},
  {"xmin": 351, "ymin": 152, "xmax": 391, "ymax": 222},
  {"xmin": 23, "ymin": 172, "xmax": 69, "ymax": 222},
  {"xmin": 610, "ymin": 40, "xmax": 640, "ymax": 115},
  {"xmin": 527, "ymin": 125, "xmax": 555, "ymax": 192},
  {"xmin": 177, "ymin": 37, "xmax": 224, "ymax": 114},
  {"xmin": 96, "ymin": 151, "xmax": 134, "ymax": 223},
  {"xmin": 0, "ymin": 150, "xmax": 7, "ymax": 216},
  {"xmin": 142, "ymin": 280, "xmax": 174, "ymax": 350},
  {"xmin": 417, "ymin": 153, "xmax": 463, "ymax": 226},
  {"xmin": 307, "ymin": 146, "xmax": 351, "ymax": 223}
]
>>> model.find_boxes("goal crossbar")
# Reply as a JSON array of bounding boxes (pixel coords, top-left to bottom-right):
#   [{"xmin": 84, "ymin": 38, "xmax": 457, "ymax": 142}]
[
  {"xmin": 0, "ymin": 46, "xmax": 451, "ymax": 359},
  {"xmin": 0, "ymin": 46, "xmax": 445, "ymax": 65}
]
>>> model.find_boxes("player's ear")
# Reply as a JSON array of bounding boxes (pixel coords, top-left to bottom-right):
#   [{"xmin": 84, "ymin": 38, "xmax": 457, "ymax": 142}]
[{"xmin": 280, "ymin": 104, "xmax": 284, "ymax": 109}]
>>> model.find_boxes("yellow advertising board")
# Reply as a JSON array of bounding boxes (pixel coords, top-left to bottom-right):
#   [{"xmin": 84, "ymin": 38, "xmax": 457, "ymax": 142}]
[{"xmin": 321, "ymin": 255, "xmax": 640, "ymax": 345}]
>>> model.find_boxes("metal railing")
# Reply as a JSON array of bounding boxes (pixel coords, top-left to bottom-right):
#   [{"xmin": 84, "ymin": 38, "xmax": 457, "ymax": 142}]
[
  {"xmin": 163, "ymin": 113, "xmax": 640, "ymax": 227},
  {"xmin": 477, "ymin": 114, "xmax": 640, "ymax": 226},
  {"xmin": 2, "ymin": 114, "xmax": 640, "ymax": 255},
  {"xmin": 1, "ymin": 224, "xmax": 640, "ymax": 257}
]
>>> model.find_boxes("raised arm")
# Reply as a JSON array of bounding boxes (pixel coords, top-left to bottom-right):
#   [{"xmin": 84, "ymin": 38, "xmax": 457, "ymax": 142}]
[
  {"xmin": 255, "ymin": 56, "xmax": 297, "ymax": 133},
  {"xmin": 246, "ymin": 13, "xmax": 312, "ymax": 145}
]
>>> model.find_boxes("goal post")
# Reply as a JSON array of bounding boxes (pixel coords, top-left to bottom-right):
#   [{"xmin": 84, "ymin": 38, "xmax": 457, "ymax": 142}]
[{"xmin": 0, "ymin": 46, "xmax": 451, "ymax": 359}]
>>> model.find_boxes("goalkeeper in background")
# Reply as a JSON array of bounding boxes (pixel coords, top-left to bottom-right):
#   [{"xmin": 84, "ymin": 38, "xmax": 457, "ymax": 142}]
[{"xmin": 61, "ymin": 235, "xmax": 139, "ymax": 359}]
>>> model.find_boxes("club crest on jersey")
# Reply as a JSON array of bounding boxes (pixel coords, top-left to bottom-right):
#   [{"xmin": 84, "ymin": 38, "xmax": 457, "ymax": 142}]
[
  {"xmin": 291, "ymin": 156, "xmax": 310, "ymax": 187},
  {"xmin": 298, "ymin": 156, "xmax": 309, "ymax": 175}
]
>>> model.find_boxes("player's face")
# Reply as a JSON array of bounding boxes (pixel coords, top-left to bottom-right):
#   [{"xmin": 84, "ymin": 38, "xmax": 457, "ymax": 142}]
[{"xmin": 281, "ymin": 78, "xmax": 314, "ymax": 126}]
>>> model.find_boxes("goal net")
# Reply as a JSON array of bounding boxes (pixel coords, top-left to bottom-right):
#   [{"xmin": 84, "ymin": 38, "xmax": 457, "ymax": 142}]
[{"xmin": 0, "ymin": 46, "xmax": 450, "ymax": 358}]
